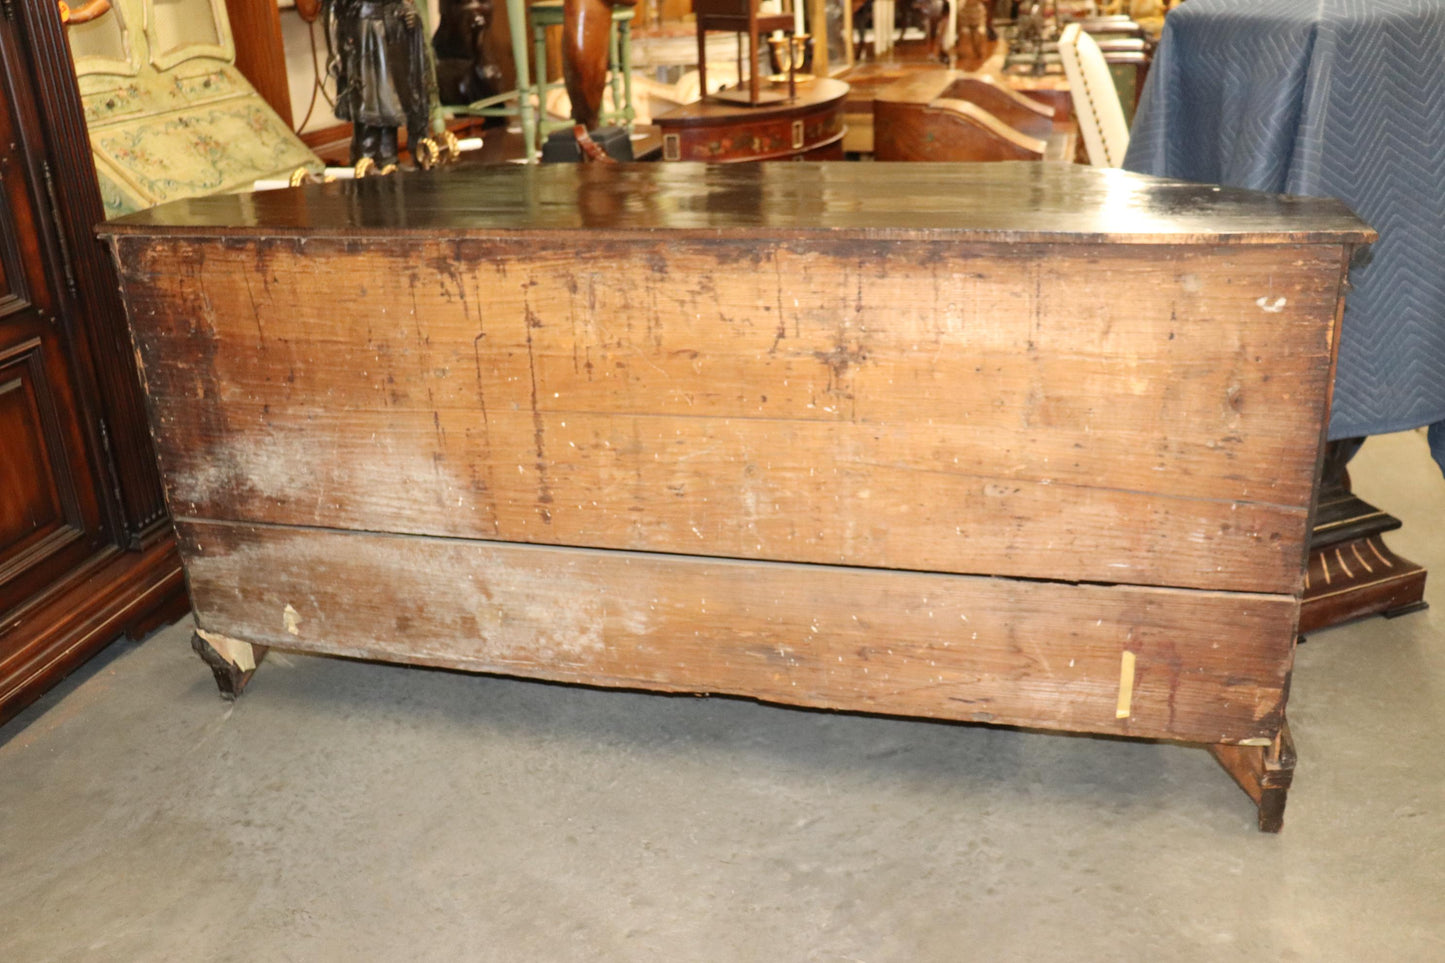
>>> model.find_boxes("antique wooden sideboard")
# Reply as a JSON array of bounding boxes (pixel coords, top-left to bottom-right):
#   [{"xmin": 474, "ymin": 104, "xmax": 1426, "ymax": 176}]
[
  {"xmin": 653, "ymin": 78, "xmax": 848, "ymax": 161},
  {"xmin": 102, "ymin": 162, "xmax": 1371, "ymax": 831}
]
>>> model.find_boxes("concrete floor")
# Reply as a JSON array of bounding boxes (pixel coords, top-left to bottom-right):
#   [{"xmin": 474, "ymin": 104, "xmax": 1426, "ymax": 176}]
[{"xmin": 2, "ymin": 431, "xmax": 1442, "ymax": 961}]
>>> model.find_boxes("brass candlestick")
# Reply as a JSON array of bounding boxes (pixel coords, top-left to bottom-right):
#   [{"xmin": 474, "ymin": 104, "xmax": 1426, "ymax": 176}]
[{"xmin": 767, "ymin": 32, "xmax": 814, "ymax": 86}]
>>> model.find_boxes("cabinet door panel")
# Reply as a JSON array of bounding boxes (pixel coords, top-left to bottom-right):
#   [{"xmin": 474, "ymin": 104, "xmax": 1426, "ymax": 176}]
[
  {"xmin": 0, "ymin": 39, "xmax": 106, "ymax": 628},
  {"xmin": 0, "ymin": 339, "xmax": 89, "ymax": 601}
]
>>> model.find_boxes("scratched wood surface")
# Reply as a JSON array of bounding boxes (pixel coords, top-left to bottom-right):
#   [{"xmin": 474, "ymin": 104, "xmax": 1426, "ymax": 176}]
[
  {"xmin": 178, "ymin": 520, "xmax": 1295, "ymax": 744},
  {"xmin": 101, "ymin": 162, "xmax": 1375, "ymax": 245},
  {"xmin": 116, "ymin": 234, "xmax": 1343, "ymax": 593},
  {"xmin": 103, "ymin": 163, "xmax": 1370, "ymax": 759}
]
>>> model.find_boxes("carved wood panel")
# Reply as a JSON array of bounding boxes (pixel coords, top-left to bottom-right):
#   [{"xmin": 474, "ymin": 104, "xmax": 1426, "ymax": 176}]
[{"xmin": 0, "ymin": 16, "xmax": 106, "ymax": 630}]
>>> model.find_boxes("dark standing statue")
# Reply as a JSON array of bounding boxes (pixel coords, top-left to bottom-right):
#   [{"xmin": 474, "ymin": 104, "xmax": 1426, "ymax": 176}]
[{"xmin": 298, "ymin": 0, "xmax": 437, "ymax": 170}]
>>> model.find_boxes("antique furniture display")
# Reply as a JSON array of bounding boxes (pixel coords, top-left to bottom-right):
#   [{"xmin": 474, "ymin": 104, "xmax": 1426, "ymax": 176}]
[
  {"xmin": 438, "ymin": 0, "xmax": 541, "ymax": 157},
  {"xmin": 66, "ymin": 0, "xmax": 320, "ymax": 215},
  {"xmin": 872, "ymin": 70, "xmax": 1075, "ymax": 162},
  {"xmin": 694, "ymin": 0, "xmax": 796, "ymax": 105},
  {"xmin": 1126, "ymin": 0, "xmax": 1442, "ymax": 629},
  {"xmin": 443, "ymin": 0, "xmax": 635, "ymax": 159},
  {"xmin": 1, "ymin": 0, "xmax": 185, "ymax": 725},
  {"xmin": 104, "ymin": 162, "xmax": 1369, "ymax": 831},
  {"xmin": 223, "ymin": 0, "xmax": 296, "ymax": 124},
  {"xmin": 1002, "ymin": 15, "xmax": 1152, "ymax": 121},
  {"xmin": 652, "ymin": 76, "xmax": 847, "ymax": 160}
]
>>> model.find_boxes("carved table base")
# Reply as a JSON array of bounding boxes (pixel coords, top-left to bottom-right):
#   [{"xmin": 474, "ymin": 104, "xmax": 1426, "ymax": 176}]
[{"xmin": 1300, "ymin": 440, "xmax": 1429, "ymax": 634}]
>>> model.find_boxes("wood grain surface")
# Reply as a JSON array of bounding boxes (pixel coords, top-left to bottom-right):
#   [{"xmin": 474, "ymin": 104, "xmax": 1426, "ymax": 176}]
[
  {"xmin": 100, "ymin": 162, "xmax": 1375, "ymax": 245},
  {"xmin": 118, "ymin": 234, "xmax": 1343, "ymax": 593},
  {"xmin": 179, "ymin": 519, "xmax": 1295, "ymax": 744}
]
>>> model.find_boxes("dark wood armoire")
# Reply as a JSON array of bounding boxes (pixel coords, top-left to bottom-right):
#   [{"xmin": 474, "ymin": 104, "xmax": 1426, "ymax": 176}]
[{"xmin": 0, "ymin": 0, "xmax": 186, "ymax": 726}]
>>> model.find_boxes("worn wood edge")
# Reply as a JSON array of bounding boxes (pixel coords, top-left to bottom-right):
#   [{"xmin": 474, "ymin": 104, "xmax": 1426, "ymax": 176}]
[
  {"xmin": 96, "ymin": 221, "xmax": 1379, "ymax": 246},
  {"xmin": 178, "ymin": 519, "xmax": 1298, "ymax": 744},
  {"xmin": 95, "ymin": 165, "xmax": 1378, "ymax": 245},
  {"xmin": 190, "ymin": 630, "xmax": 268, "ymax": 700},
  {"xmin": 198, "ymin": 620, "xmax": 1291, "ymax": 746},
  {"xmin": 1206, "ymin": 721, "xmax": 1296, "ymax": 833},
  {"xmin": 194, "ymin": 628, "xmax": 259, "ymax": 672}
]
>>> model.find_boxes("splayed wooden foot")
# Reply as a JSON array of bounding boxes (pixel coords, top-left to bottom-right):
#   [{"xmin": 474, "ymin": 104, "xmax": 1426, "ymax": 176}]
[
  {"xmin": 191, "ymin": 629, "xmax": 267, "ymax": 700},
  {"xmin": 1208, "ymin": 722, "xmax": 1296, "ymax": 833}
]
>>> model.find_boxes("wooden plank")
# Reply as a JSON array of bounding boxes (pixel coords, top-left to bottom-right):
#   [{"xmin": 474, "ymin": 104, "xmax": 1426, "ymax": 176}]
[
  {"xmin": 178, "ymin": 519, "xmax": 1297, "ymax": 745},
  {"xmin": 99, "ymin": 162, "xmax": 1375, "ymax": 246},
  {"xmin": 117, "ymin": 236, "xmax": 1342, "ymax": 592}
]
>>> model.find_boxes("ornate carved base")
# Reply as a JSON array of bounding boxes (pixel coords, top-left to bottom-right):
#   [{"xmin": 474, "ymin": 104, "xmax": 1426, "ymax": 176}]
[
  {"xmin": 1208, "ymin": 722, "xmax": 1296, "ymax": 833},
  {"xmin": 190, "ymin": 630, "xmax": 267, "ymax": 700},
  {"xmin": 1301, "ymin": 484, "xmax": 1428, "ymax": 634}
]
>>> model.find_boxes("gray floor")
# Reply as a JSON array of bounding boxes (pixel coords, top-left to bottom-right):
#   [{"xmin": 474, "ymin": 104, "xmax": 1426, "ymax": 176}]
[{"xmin": 2, "ymin": 431, "xmax": 1442, "ymax": 961}]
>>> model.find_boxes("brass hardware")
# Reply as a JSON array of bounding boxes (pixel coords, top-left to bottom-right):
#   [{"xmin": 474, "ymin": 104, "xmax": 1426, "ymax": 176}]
[{"xmin": 414, "ymin": 136, "xmax": 441, "ymax": 170}]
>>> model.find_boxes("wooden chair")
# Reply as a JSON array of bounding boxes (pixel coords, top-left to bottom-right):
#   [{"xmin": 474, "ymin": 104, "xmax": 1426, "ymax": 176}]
[{"xmin": 1058, "ymin": 22, "xmax": 1129, "ymax": 166}]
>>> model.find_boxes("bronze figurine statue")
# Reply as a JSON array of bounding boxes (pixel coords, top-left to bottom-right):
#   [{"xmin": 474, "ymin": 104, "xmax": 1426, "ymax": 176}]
[{"xmin": 299, "ymin": 0, "xmax": 441, "ymax": 171}]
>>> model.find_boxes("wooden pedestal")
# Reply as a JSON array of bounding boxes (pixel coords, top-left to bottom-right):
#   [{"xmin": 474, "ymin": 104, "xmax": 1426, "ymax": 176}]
[{"xmin": 1300, "ymin": 485, "xmax": 1428, "ymax": 633}]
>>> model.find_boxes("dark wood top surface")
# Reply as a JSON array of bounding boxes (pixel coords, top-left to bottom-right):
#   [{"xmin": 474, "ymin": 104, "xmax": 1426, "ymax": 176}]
[{"xmin": 101, "ymin": 162, "xmax": 1374, "ymax": 245}]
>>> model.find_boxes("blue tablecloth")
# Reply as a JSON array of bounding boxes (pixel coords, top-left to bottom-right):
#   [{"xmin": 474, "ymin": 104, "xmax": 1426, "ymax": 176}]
[{"xmin": 1124, "ymin": 0, "xmax": 1445, "ymax": 471}]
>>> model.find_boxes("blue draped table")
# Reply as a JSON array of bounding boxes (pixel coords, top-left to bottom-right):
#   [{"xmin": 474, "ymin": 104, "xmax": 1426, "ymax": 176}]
[{"xmin": 1124, "ymin": 0, "xmax": 1445, "ymax": 474}]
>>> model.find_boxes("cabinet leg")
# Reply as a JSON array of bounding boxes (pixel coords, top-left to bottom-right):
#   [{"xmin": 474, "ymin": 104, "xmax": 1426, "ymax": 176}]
[
  {"xmin": 1208, "ymin": 722, "xmax": 1296, "ymax": 833},
  {"xmin": 190, "ymin": 629, "xmax": 267, "ymax": 700}
]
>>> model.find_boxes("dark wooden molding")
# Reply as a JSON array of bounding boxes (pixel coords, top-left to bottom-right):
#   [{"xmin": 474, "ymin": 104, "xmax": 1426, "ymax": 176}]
[
  {"xmin": 1, "ymin": 0, "xmax": 188, "ymax": 725},
  {"xmin": 14, "ymin": 0, "xmax": 169, "ymax": 544},
  {"xmin": 0, "ymin": 535, "xmax": 185, "ymax": 727}
]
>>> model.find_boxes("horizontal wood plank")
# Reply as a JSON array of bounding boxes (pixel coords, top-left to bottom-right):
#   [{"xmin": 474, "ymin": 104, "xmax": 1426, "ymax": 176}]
[
  {"xmin": 178, "ymin": 520, "xmax": 1296, "ymax": 744},
  {"xmin": 117, "ymin": 236, "xmax": 1341, "ymax": 592}
]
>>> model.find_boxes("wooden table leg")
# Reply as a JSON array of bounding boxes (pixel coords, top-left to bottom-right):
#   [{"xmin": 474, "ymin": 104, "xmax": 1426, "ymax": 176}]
[
  {"xmin": 191, "ymin": 629, "xmax": 267, "ymax": 700},
  {"xmin": 1208, "ymin": 722, "xmax": 1296, "ymax": 833}
]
